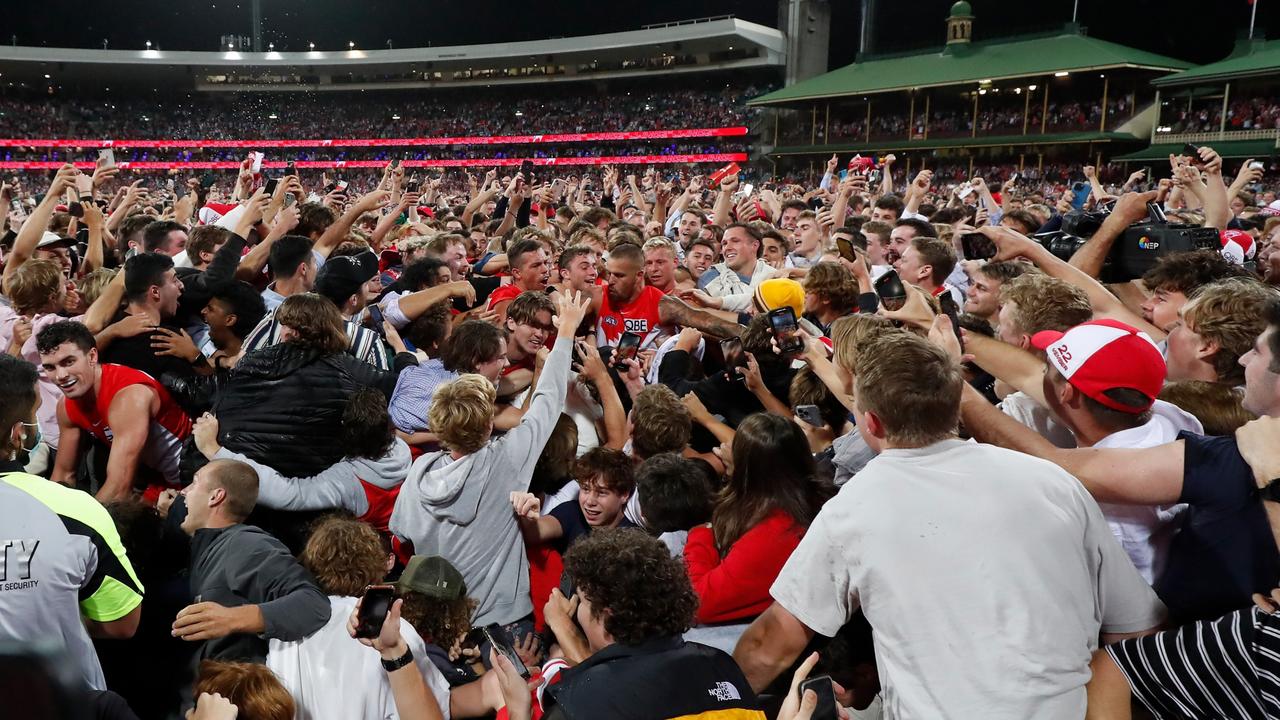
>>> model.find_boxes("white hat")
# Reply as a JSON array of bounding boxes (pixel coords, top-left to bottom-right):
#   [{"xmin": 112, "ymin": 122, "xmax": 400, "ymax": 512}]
[{"xmin": 36, "ymin": 231, "xmax": 74, "ymax": 249}]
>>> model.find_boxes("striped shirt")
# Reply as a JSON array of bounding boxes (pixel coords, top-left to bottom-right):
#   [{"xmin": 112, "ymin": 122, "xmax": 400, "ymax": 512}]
[
  {"xmin": 387, "ymin": 358, "xmax": 457, "ymax": 433},
  {"xmin": 1107, "ymin": 606, "xmax": 1280, "ymax": 719},
  {"xmin": 243, "ymin": 310, "xmax": 391, "ymax": 371}
]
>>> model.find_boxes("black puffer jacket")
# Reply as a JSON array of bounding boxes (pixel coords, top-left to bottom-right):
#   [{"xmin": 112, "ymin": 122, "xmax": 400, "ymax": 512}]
[{"xmin": 212, "ymin": 342, "xmax": 416, "ymax": 477}]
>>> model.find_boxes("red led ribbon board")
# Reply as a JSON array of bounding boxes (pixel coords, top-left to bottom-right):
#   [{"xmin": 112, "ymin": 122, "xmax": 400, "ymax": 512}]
[{"xmin": 0, "ymin": 126, "xmax": 748, "ymax": 149}]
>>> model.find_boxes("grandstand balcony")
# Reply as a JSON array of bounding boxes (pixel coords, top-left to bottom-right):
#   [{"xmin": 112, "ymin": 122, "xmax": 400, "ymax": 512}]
[{"xmin": 747, "ymin": 8, "xmax": 1191, "ymax": 174}]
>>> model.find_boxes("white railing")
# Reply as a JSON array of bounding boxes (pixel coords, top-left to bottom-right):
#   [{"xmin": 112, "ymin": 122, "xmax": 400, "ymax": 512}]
[
  {"xmin": 642, "ymin": 16, "xmax": 734, "ymax": 30},
  {"xmin": 1154, "ymin": 128, "xmax": 1280, "ymax": 144}
]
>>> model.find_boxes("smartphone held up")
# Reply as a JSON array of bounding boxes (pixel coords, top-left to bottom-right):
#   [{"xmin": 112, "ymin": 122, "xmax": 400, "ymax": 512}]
[{"xmin": 354, "ymin": 584, "xmax": 396, "ymax": 639}]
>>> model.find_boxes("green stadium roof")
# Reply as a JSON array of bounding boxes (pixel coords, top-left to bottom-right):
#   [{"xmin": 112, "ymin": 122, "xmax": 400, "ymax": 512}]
[
  {"xmin": 749, "ymin": 29, "xmax": 1192, "ymax": 107},
  {"xmin": 1152, "ymin": 39, "xmax": 1280, "ymax": 87}
]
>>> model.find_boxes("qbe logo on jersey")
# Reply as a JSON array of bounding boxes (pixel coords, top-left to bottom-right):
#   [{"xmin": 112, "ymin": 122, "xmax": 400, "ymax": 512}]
[{"xmin": 623, "ymin": 318, "xmax": 650, "ymax": 334}]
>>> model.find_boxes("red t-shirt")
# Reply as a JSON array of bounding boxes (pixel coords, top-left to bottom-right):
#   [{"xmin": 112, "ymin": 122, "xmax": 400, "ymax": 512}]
[
  {"xmin": 595, "ymin": 285, "xmax": 666, "ymax": 349},
  {"xmin": 486, "ymin": 283, "xmax": 523, "ymax": 311},
  {"xmin": 63, "ymin": 363, "xmax": 192, "ymax": 489}
]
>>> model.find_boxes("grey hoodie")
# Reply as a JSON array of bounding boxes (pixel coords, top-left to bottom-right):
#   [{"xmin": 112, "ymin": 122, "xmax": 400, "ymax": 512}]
[
  {"xmin": 389, "ymin": 333, "xmax": 574, "ymax": 626},
  {"xmin": 214, "ymin": 439, "xmax": 411, "ymax": 518}
]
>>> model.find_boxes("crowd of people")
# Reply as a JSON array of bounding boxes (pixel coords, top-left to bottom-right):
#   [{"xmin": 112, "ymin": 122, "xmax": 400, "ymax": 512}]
[
  {"xmin": 802, "ymin": 97, "xmax": 1137, "ymax": 145},
  {"xmin": 1161, "ymin": 95, "xmax": 1280, "ymax": 134},
  {"xmin": 3, "ymin": 104, "xmax": 1280, "ymax": 720},
  {"xmin": 0, "ymin": 141, "xmax": 747, "ymax": 165},
  {"xmin": 0, "ymin": 84, "xmax": 765, "ymax": 141}
]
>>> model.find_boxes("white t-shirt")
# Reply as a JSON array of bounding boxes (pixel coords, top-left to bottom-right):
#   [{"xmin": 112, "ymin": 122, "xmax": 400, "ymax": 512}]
[
  {"xmin": 770, "ymin": 439, "xmax": 1165, "ymax": 720},
  {"xmin": 1092, "ymin": 400, "xmax": 1202, "ymax": 584},
  {"xmin": 1000, "ymin": 391, "xmax": 1077, "ymax": 448},
  {"xmin": 268, "ymin": 595, "xmax": 451, "ymax": 720}
]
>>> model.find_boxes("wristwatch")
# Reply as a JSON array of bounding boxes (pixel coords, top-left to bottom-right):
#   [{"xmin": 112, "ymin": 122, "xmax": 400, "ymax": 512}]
[
  {"xmin": 381, "ymin": 646, "xmax": 414, "ymax": 672},
  {"xmin": 1261, "ymin": 478, "xmax": 1280, "ymax": 503}
]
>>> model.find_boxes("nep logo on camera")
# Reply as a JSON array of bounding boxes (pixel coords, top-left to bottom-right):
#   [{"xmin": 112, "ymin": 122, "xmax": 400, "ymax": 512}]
[{"xmin": 1136, "ymin": 236, "xmax": 1160, "ymax": 250}]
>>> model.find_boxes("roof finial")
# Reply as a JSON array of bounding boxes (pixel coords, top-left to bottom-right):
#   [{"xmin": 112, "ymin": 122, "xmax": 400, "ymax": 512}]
[{"xmin": 947, "ymin": 1, "xmax": 974, "ymax": 45}]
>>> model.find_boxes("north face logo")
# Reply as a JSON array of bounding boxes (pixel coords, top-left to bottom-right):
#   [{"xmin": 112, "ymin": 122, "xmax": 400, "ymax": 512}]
[{"xmin": 707, "ymin": 681, "xmax": 741, "ymax": 702}]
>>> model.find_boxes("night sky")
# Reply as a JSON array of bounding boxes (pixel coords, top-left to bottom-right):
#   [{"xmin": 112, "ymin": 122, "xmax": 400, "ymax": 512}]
[{"xmin": 0, "ymin": 0, "xmax": 1270, "ymax": 68}]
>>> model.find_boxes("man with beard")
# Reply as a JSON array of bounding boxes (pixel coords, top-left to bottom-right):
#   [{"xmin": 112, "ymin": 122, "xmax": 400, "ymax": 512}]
[
  {"xmin": 597, "ymin": 243, "xmax": 741, "ymax": 351},
  {"xmin": 884, "ymin": 218, "xmax": 937, "ymax": 268}
]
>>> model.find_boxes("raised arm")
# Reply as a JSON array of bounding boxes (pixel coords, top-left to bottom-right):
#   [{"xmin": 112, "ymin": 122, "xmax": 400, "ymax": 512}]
[
  {"xmin": 3, "ymin": 165, "xmax": 77, "ymax": 293},
  {"xmin": 713, "ymin": 173, "xmax": 738, "ymax": 227},
  {"xmin": 315, "ymin": 189, "xmax": 391, "ymax": 260},
  {"xmin": 100, "ymin": 385, "xmax": 157, "ymax": 504},
  {"xmin": 980, "ymin": 224, "xmax": 1165, "ymax": 340},
  {"xmin": 958, "ymin": 382, "xmax": 1184, "ymax": 505},
  {"xmin": 964, "ymin": 333, "xmax": 1049, "ymax": 406},
  {"xmin": 577, "ymin": 340, "xmax": 628, "ymax": 450},
  {"xmin": 236, "ymin": 204, "xmax": 299, "ymax": 282},
  {"xmin": 1193, "ymin": 145, "xmax": 1231, "ymax": 230},
  {"xmin": 879, "ymin": 154, "xmax": 897, "ymax": 196},
  {"xmin": 902, "ymin": 169, "xmax": 932, "ymax": 218},
  {"xmin": 658, "ymin": 294, "xmax": 743, "ymax": 340}
]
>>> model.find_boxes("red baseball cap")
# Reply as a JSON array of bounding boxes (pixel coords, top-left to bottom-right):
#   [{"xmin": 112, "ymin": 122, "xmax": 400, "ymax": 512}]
[
  {"xmin": 1220, "ymin": 229, "xmax": 1256, "ymax": 265},
  {"xmin": 1030, "ymin": 318, "xmax": 1165, "ymax": 413}
]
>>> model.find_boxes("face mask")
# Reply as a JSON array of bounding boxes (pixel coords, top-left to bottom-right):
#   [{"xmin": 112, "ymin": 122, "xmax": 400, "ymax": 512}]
[{"xmin": 21, "ymin": 422, "xmax": 42, "ymax": 453}]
